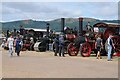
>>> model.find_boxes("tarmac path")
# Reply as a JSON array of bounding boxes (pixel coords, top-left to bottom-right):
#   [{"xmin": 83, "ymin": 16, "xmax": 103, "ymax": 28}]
[{"xmin": 1, "ymin": 48, "xmax": 118, "ymax": 78}]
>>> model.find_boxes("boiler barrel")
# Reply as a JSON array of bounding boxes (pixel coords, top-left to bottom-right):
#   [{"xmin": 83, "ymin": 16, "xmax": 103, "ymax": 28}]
[
  {"xmin": 34, "ymin": 41, "xmax": 47, "ymax": 52},
  {"xmin": 34, "ymin": 42, "xmax": 41, "ymax": 52},
  {"xmin": 65, "ymin": 34, "xmax": 76, "ymax": 41},
  {"xmin": 74, "ymin": 36, "xmax": 86, "ymax": 48}
]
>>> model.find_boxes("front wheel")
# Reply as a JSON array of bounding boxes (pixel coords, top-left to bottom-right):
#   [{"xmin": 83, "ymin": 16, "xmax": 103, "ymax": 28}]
[
  {"xmin": 80, "ymin": 43, "xmax": 91, "ymax": 57},
  {"xmin": 67, "ymin": 43, "xmax": 79, "ymax": 56}
]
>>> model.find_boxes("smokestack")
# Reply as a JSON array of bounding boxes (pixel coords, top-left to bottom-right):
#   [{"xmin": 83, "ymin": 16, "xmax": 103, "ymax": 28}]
[
  {"xmin": 46, "ymin": 23, "xmax": 50, "ymax": 51},
  {"xmin": 79, "ymin": 18, "xmax": 83, "ymax": 35},
  {"xmin": 46, "ymin": 23, "xmax": 49, "ymax": 38},
  {"xmin": 61, "ymin": 18, "xmax": 65, "ymax": 33},
  {"xmin": 13, "ymin": 28, "xmax": 16, "ymax": 37}
]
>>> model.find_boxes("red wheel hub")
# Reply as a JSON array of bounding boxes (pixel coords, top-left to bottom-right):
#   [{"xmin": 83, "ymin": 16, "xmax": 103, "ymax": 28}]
[
  {"xmin": 80, "ymin": 43, "xmax": 91, "ymax": 57},
  {"xmin": 67, "ymin": 43, "xmax": 79, "ymax": 56},
  {"xmin": 112, "ymin": 36, "xmax": 120, "ymax": 56}
]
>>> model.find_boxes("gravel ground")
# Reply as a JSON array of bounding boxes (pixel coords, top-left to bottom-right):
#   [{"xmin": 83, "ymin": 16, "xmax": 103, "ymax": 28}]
[{"xmin": 1, "ymin": 48, "xmax": 118, "ymax": 78}]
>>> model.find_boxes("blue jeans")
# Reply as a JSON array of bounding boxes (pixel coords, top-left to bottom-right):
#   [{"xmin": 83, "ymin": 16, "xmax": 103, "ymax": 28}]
[
  {"xmin": 59, "ymin": 45, "xmax": 64, "ymax": 56},
  {"xmin": 108, "ymin": 45, "xmax": 112, "ymax": 60},
  {"xmin": 15, "ymin": 45, "xmax": 21, "ymax": 56}
]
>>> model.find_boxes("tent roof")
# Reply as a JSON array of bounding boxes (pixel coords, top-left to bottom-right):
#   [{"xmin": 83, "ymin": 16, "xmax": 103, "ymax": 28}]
[
  {"xmin": 24, "ymin": 28, "xmax": 47, "ymax": 32},
  {"xmin": 93, "ymin": 22, "xmax": 120, "ymax": 28}
]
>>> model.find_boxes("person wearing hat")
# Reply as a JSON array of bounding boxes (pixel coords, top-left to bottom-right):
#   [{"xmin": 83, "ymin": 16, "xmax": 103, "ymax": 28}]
[
  {"xmin": 107, "ymin": 33, "xmax": 115, "ymax": 61},
  {"xmin": 58, "ymin": 34, "xmax": 65, "ymax": 57}
]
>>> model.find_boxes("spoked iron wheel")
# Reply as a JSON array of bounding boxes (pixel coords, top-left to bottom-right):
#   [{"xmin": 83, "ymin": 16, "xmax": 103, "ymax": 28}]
[
  {"xmin": 112, "ymin": 36, "xmax": 120, "ymax": 56},
  {"xmin": 80, "ymin": 43, "xmax": 91, "ymax": 57},
  {"xmin": 67, "ymin": 43, "xmax": 79, "ymax": 56},
  {"xmin": 104, "ymin": 28, "xmax": 115, "ymax": 40}
]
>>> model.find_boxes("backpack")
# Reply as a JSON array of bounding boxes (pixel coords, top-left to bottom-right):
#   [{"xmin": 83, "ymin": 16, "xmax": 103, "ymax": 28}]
[
  {"xmin": 19, "ymin": 40, "xmax": 23, "ymax": 46},
  {"xmin": 105, "ymin": 38, "xmax": 113, "ymax": 52},
  {"xmin": 105, "ymin": 39, "xmax": 108, "ymax": 52},
  {"xmin": 16, "ymin": 38, "xmax": 23, "ymax": 46}
]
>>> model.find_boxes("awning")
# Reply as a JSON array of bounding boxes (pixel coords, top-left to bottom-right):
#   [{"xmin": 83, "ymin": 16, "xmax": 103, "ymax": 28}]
[{"xmin": 93, "ymin": 22, "xmax": 120, "ymax": 28}]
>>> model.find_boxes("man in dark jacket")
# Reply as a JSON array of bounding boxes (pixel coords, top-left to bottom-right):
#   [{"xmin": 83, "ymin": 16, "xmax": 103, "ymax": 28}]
[
  {"xmin": 15, "ymin": 35, "xmax": 23, "ymax": 56},
  {"xmin": 58, "ymin": 34, "xmax": 65, "ymax": 57},
  {"xmin": 53, "ymin": 35, "xmax": 59, "ymax": 56}
]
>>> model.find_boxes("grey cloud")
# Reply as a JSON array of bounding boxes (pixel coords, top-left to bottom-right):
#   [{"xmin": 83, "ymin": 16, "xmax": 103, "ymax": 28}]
[
  {"xmin": 2, "ymin": 2, "xmax": 59, "ymax": 14},
  {"xmin": 2, "ymin": 2, "xmax": 81, "ymax": 20},
  {"xmin": 2, "ymin": 2, "xmax": 118, "ymax": 22},
  {"xmin": 82, "ymin": 2, "xmax": 118, "ymax": 19},
  {"xmin": 91, "ymin": 5, "xmax": 117, "ymax": 16},
  {"xmin": 2, "ymin": 6, "xmax": 21, "ymax": 14}
]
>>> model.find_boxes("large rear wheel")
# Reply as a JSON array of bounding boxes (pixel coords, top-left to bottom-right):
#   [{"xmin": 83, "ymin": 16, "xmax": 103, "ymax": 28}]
[{"xmin": 112, "ymin": 36, "xmax": 120, "ymax": 56}]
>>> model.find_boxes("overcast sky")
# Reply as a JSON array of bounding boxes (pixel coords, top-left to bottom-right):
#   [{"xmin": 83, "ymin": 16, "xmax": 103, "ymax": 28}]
[{"xmin": 1, "ymin": 1, "xmax": 119, "ymax": 22}]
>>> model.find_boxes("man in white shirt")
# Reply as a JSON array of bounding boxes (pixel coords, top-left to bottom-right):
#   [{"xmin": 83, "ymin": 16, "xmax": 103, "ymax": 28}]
[
  {"xmin": 107, "ymin": 34, "xmax": 115, "ymax": 61},
  {"xmin": 7, "ymin": 35, "xmax": 14, "ymax": 57}
]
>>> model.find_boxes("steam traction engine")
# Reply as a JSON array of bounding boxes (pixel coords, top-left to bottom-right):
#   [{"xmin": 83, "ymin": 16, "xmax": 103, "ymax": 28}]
[
  {"xmin": 59, "ymin": 18, "xmax": 93, "ymax": 57},
  {"xmin": 65, "ymin": 18, "xmax": 93, "ymax": 57},
  {"xmin": 61, "ymin": 18, "xmax": 120, "ymax": 57}
]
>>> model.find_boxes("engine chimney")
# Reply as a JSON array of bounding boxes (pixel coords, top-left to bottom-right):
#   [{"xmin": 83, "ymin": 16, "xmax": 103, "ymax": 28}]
[
  {"xmin": 46, "ymin": 23, "xmax": 49, "ymax": 38},
  {"xmin": 79, "ymin": 18, "xmax": 83, "ymax": 35},
  {"xmin": 61, "ymin": 18, "xmax": 65, "ymax": 34}
]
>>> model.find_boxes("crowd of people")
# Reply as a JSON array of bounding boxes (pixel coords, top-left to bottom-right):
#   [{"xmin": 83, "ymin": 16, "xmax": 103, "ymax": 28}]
[
  {"xmin": 94, "ymin": 33, "xmax": 115, "ymax": 61},
  {"xmin": 54, "ymin": 34, "xmax": 65, "ymax": 57},
  {"xmin": 2, "ymin": 25, "xmax": 26, "ymax": 57},
  {"xmin": 53, "ymin": 32, "xmax": 116, "ymax": 61}
]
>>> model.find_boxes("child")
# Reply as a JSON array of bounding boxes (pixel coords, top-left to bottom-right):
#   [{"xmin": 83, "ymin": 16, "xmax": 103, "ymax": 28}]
[{"xmin": 95, "ymin": 34, "xmax": 103, "ymax": 59}]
